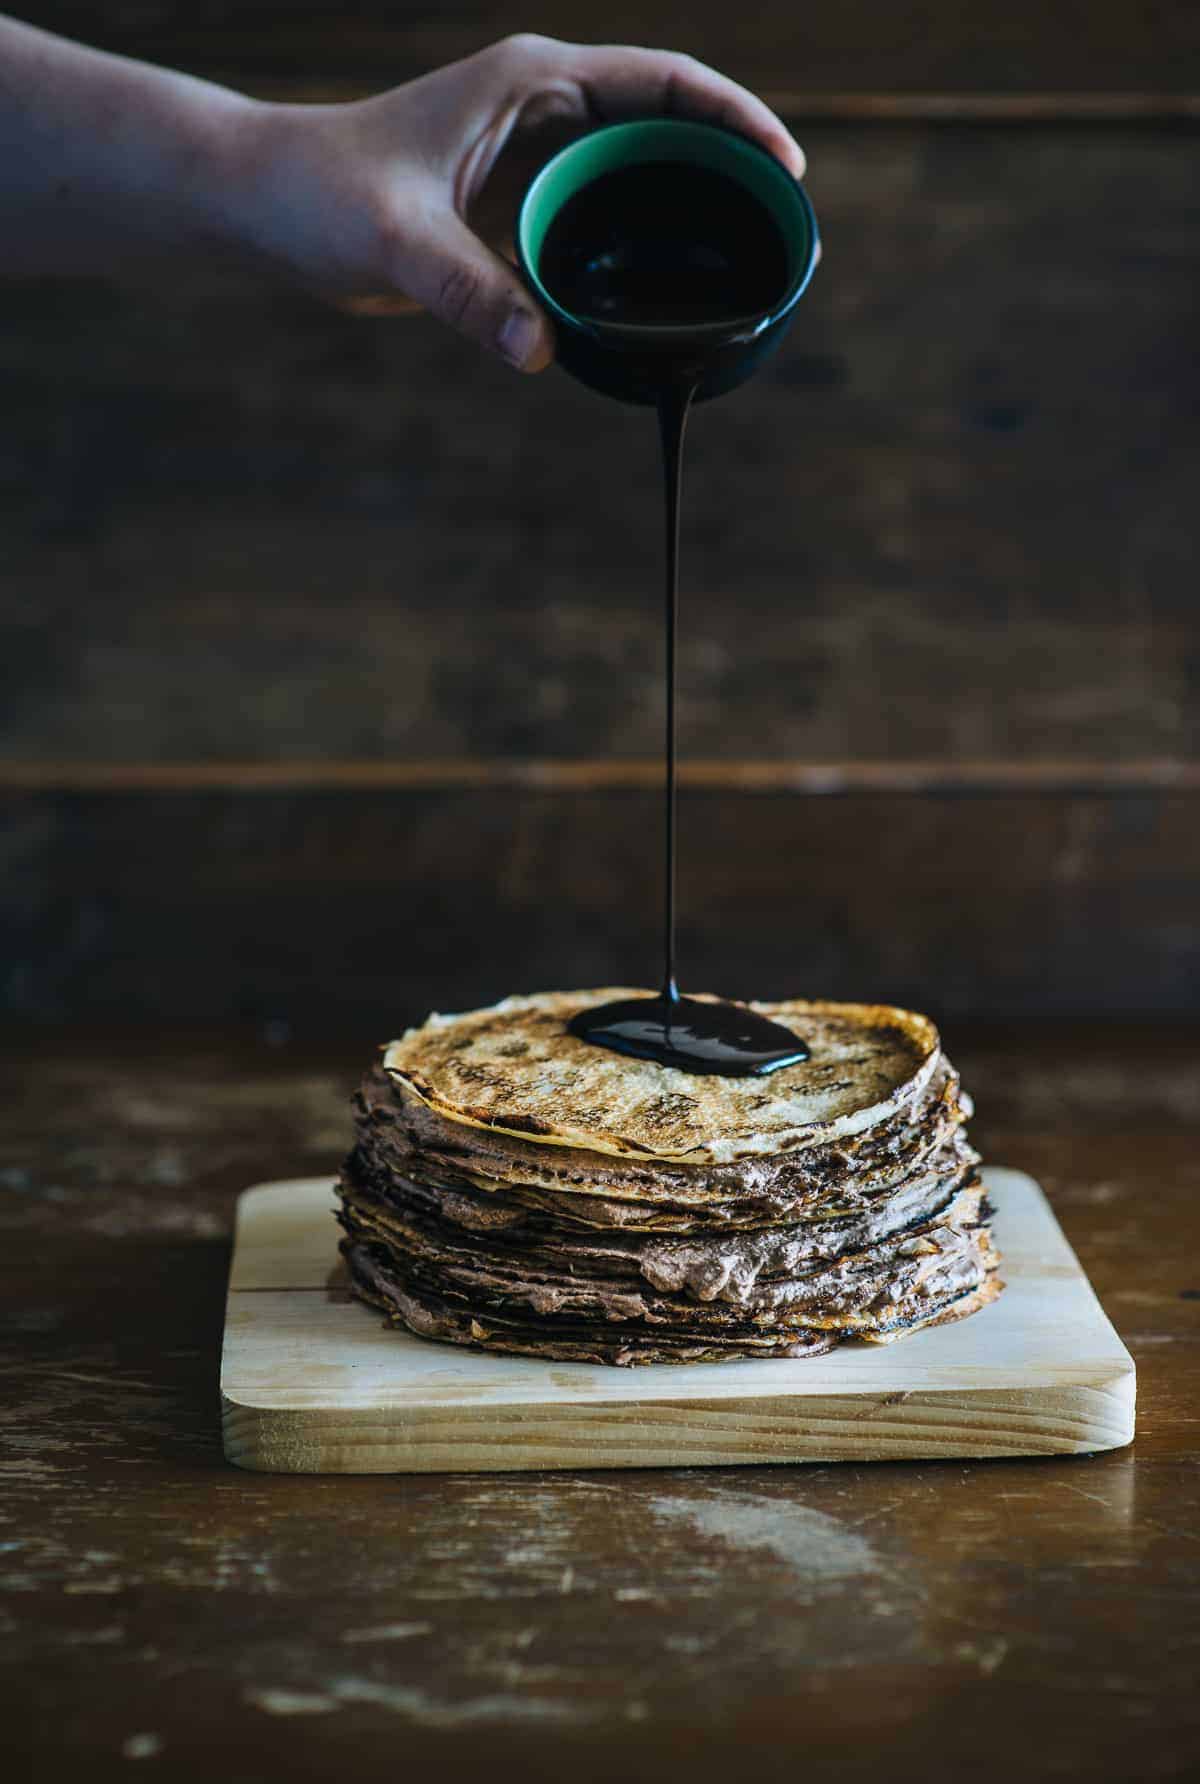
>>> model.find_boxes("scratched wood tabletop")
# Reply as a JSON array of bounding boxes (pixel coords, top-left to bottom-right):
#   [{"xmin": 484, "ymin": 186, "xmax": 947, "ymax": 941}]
[{"xmin": 2, "ymin": 1024, "xmax": 1197, "ymax": 1782}]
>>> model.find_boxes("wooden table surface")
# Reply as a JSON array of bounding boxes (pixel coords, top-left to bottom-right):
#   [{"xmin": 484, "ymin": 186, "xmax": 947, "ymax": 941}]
[{"xmin": 3, "ymin": 1023, "xmax": 1198, "ymax": 1782}]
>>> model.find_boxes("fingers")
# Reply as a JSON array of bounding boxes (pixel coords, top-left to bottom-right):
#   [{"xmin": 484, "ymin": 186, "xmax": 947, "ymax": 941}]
[
  {"xmin": 566, "ymin": 43, "xmax": 805, "ymax": 180},
  {"xmin": 388, "ymin": 199, "xmax": 554, "ymax": 372}
]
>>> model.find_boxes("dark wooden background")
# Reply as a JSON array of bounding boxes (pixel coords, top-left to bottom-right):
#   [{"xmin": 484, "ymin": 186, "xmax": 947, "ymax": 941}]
[{"xmin": 3, "ymin": 4, "xmax": 1198, "ymax": 1029}]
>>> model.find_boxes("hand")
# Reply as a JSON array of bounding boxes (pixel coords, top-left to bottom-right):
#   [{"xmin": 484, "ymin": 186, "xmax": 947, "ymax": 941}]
[{"xmin": 247, "ymin": 35, "xmax": 806, "ymax": 372}]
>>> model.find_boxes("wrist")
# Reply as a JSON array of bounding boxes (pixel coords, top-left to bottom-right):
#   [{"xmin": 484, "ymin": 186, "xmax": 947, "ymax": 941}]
[
  {"xmin": 217, "ymin": 99, "xmax": 392, "ymax": 296},
  {"xmin": 199, "ymin": 96, "xmax": 306, "ymax": 279}
]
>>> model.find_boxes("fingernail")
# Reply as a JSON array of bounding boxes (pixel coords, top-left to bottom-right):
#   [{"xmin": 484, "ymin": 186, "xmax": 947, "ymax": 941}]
[{"xmin": 498, "ymin": 306, "xmax": 540, "ymax": 369}]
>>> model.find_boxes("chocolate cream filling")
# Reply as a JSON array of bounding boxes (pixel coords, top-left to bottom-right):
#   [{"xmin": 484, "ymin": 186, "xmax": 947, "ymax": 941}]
[{"xmin": 352, "ymin": 1061, "xmax": 975, "ymax": 1228}]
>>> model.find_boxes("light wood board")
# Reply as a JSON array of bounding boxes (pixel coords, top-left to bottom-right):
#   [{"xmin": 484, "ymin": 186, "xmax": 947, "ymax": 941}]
[{"xmin": 221, "ymin": 1168, "xmax": 1135, "ymax": 1473}]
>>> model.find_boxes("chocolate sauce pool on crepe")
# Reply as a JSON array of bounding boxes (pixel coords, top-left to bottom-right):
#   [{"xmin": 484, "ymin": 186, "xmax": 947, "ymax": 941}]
[{"xmin": 539, "ymin": 163, "xmax": 808, "ymax": 1075}]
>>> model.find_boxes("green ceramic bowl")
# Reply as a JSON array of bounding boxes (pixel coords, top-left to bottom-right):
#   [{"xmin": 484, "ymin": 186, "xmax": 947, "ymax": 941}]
[{"xmin": 516, "ymin": 118, "xmax": 819, "ymax": 405}]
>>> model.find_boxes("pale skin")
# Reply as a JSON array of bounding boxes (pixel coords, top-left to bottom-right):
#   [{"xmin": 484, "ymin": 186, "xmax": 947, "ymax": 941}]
[{"xmin": 0, "ymin": 16, "xmax": 806, "ymax": 372}]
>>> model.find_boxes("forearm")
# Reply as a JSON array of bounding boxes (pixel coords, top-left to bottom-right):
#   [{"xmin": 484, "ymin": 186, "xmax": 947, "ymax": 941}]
[{"xmin": 0, "ymin": 13, "xmax": 266, "ymax": 277}]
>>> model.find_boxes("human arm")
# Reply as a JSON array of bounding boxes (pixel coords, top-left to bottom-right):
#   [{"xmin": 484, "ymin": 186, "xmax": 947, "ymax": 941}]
[{"xmin": 0, "ymin": 18, "xmax": 806, "ymax": 371}]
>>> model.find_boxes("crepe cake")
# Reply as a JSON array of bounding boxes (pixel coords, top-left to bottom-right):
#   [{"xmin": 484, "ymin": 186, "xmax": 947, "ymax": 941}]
[{"xmin": 336, "ymin": 991, "xmax": 1001, "ymax": 1366}]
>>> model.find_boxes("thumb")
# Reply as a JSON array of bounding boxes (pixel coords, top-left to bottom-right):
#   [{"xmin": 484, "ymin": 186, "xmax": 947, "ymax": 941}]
[{"xmin": 395, "ymin": 204, "xmax": 554, "ymax": 372}]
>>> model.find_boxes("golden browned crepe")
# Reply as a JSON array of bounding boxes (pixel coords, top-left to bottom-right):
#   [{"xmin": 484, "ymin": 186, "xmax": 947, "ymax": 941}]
[
  {"xmin": 336, "ymin": 992, "xmax": 1001, "ymax": 1367},
  {"xmin": 380, "ymin": 991, "xmax": 940, "ymax": 1161}
]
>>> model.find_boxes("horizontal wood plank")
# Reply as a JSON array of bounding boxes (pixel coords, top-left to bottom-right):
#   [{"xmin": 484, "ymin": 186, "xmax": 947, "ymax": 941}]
[
  {"xmin": 1, "ymin": 758, "xmax": 1199, "ymax": 793},
  {"xmin": 4, "ymin": 784, "xmax": 1198, "ymax": 1022},
  {"xmin": 27, "ymin": 4, "xmax": 1200, "ymax": 101}
]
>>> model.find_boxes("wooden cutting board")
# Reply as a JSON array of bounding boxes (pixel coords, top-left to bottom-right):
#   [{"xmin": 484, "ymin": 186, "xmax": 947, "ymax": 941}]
[{"xmin": 221, "ymin": 1168, "xmax": 1134, "ymax": 1473}]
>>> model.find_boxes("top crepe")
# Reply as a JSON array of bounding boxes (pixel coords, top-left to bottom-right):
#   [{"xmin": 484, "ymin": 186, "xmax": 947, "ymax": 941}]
[{"xmin": 381, "ymin": 991, "xmax": 940, "ymax": 1164}]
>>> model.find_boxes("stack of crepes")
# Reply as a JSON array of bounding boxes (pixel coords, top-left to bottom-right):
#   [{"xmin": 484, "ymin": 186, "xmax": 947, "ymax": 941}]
[{"xmin": 336, "ymin": 992, "xmax": 1001, "ymax": 1366}]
